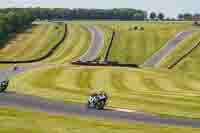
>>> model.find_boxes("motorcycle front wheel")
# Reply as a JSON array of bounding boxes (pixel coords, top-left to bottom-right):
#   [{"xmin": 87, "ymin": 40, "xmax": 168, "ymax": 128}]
[{"xmin": 95, "ymin": 100, "xmax": 105, "ymax": 110}]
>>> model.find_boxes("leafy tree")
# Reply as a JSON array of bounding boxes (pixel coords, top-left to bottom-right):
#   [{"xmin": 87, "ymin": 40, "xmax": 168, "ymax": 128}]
[
  {"xmin": 0, "ymin": 9, "xmax": 34, "ymax": 47},
  {"xmin": 150, "ymin": 12, "xmax": 157, "ymax": 20},
  {"xmin": 193, "ymin": 13, "xmax": 200, "ymax": 20},
  {"xmin": 177, "ymin": 14, "xmax": 184, "ymax": 20},
  {"xmin": 183, "ymin": 13, "xmax": 193, "ymax": 20},
  {"xmin": 158, "ymin": 12, "xmax": 165, "ymax": 20}
]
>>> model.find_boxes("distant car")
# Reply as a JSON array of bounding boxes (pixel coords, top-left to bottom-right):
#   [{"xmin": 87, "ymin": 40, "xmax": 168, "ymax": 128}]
[
  {"xmin": 87, "ymin": 91, "xmax": 108, "ymax": 110},
  {"xmin": 0, "ymin": 80, "xmax": 9, "ymax": 93}
]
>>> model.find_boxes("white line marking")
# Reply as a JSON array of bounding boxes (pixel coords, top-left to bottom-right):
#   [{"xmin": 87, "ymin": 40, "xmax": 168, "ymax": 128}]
[{"xmin": 108, "ymin": 107, "xmax": 137, "ymax": 113}]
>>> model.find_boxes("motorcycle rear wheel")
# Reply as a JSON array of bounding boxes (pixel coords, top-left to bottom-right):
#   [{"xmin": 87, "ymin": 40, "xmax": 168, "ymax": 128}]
[{"xmin": 95, "ymin": 100, "xmax": 105, "ymax": 110}]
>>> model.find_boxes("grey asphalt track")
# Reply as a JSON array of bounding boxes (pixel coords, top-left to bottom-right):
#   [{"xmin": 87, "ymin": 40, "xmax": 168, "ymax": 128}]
[
  {"xmin": 77, "ymin": 26, "xmax": 104, "ymax": 62},
  {"xmin": 141, "ymin": 30, "xmax": 198, "ymax": 67},
  {"xmin": 0, "ymin": 92, "xmax": 200, "ymax": 128}
]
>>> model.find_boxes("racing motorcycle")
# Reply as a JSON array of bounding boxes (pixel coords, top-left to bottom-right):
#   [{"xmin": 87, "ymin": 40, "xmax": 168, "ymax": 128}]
[
  {"xmin": 87, "ymin": 91, "xmax": 108, "ymax": 110},
  {"xmin": 0, "ymin": 80, "xmax": 9, "ymax": 93}
]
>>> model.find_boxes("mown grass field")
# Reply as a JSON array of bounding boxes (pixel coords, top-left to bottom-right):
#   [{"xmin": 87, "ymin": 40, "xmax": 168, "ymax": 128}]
[
  {"xmin": 42, "ymin": 24, "xmax": 90, "ymax": 64},
  {"xmin": 9, "ymin": 65, "xmax": 200, "ymax": 119},
  {"xmin": 157, "ymin": 31, "xmax": 200, "ymax": 69},
  {"xmin": 69, "ymin": 21, "xmax": 198, "ymax": 65},
  {"xmin": 107, "ymin": 22, "xmax": 198, "ymax": 64},
  {"xmin": 0, "ymin": 23, "xmax": 65, "ymax": 61},
  {"xmin": 2, "ymin": 21, "xmax": 200, "ymax": 131},
  {"xmin": 95, "ymin": 25, "xmax": 113, "ymax": 61},
  {"xmin": 0, "ymin": 23, "xmax": 91, "ymax": 69},
  {"xmin": 0, "ymin": 107, "xmax": 199, "ymax": 133},
  {"xmin": 174, "ymin": 44, "xmax": 200, "ymax": 73},
  {"xmin": 157, "ymin": 29, "xmax": 200, "ymax": 73}
]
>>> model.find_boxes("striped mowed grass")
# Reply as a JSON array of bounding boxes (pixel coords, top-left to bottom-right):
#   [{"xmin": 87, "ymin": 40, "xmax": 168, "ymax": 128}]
[
  {"xmin": 1, "ymin": 107, "xmax": 199, "ymax": 133},
  {"xmin": 0, "ymin": 23, "xmax": 65, "ymax": 61},
  {"xmin": 9, "ymin": 66, "xmax": 200, "ymax": 119},
  {"xmin": 107, "ymin": 22, "xmax": 197, "ymax": 65}
]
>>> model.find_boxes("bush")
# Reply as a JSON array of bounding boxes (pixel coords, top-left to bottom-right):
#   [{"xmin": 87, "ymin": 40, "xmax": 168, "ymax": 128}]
[
  {"xmin": 139, "ymin": 27, "xmax": 144, "ymax": 31},
  {"xmin": 134, "ymin": 26, "xmax": 138, "ymax": 30}
]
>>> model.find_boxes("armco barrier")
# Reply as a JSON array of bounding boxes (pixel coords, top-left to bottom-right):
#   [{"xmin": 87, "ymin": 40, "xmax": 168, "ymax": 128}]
[
  {"xmin": 104, "ymin": 31, "xmax": 115, "ymax": 62},
  {"xmin": 72, "ymin": 61, "xmax": 139, "ymax": 68},
  {"xmin": 0, "ymin": 24, "xmax": 67, "ymax": 64},
  {"xmin": 168, "ymin": 41, "xmax": 200, "ymax": 69}
]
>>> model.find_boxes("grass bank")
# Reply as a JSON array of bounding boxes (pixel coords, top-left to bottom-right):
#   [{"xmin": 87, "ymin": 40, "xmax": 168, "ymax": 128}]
[{"xmin": 0, "ymin": 107, "xmax": 199, "ymax": 133}]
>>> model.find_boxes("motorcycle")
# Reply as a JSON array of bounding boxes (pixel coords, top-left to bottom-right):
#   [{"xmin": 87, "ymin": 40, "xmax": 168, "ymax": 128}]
[
  {"xmin": 0, "ymin": 80, "xmax": 9, "ymax": 93},
  {"xmin": 87, "ymin": 91, "xmax": 108, "ymax": 110}
]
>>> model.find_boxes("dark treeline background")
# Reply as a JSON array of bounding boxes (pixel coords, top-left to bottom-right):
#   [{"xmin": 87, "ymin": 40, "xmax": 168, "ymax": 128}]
[
  {"xmin": 0, "ymin": 8, "xmax": 33, "ymax": 45},
  {"xmin": 177, "ymin": 13, "xmax": 200, "ymax": 21},
  {"xmin": 0, "ymin": 8, "xmax": 147, "ymax": 20},
  {"xmin": 32, "ymin": 8, "xmax": 147, "ymax": 20}
]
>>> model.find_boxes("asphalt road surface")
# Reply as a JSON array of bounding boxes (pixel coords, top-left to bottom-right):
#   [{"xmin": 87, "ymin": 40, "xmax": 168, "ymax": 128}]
[
  {"xmin": 77, "ymin": 26, "xmax": 104, "ymax": 62},
  {"xmin": 0, "ymin": 92, "xmax": 200, "ymax": 128},
  {"xmin": 142, "ymin": 30, "xmax": 197, "ymax": 67}
]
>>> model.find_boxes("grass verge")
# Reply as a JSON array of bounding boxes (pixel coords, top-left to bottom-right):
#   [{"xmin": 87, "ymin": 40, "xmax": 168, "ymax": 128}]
[
  {"xmin": 0, "ymin": 107, "xmax": 199, "ymax": 133},
  {"xmin": 0, "ymin": 23, "xmax": 65, "ymax": 61},
  {"xmin": 157, "ymin": 32, "xmax": 200, "ymax": 68}
]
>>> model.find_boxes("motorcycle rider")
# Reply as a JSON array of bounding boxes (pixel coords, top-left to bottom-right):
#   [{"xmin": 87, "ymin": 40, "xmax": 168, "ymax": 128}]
[{"xmin": 88, "ymin": 90, "xmax": 108, "ymax": 110}]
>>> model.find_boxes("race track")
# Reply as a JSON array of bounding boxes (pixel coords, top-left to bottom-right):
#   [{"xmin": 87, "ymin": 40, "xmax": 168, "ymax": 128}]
[
  {"xmin": 142, "ymin": 30, "xmax": 198, "ymax": 67},
  {"xmin": 1, "ymin": 63, "xmax": 200, "ymax": 128},
  {"xmin": 0, "ymin": 93, "xmax": 200, "ymax": 128},
  {"xmin": 0, "ymin": 25, "xmax": 200, "ymax": 128},
  {"xmin": 76, "ymin": 26, "xmax": 104, "ymax": 62}
]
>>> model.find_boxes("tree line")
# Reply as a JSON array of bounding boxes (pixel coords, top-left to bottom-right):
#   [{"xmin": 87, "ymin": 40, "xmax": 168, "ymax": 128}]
[
  {"xmin": 149, "ymin": 12, "xmax": 200, "ymax": 21},
  {"xmin": 149, "ymin": 12, "xmax": 165, "ymax": 20},
  {"xmin": 178, "ymin": 13, "xmax": 200, "ymax": 21},
  {"xmin": 0, "ymin": 8, "xmax": 34, "ymax": 46},
  {"xmin": 30, "ymin": 8, "xmax": 147, "ymax": 20}
]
